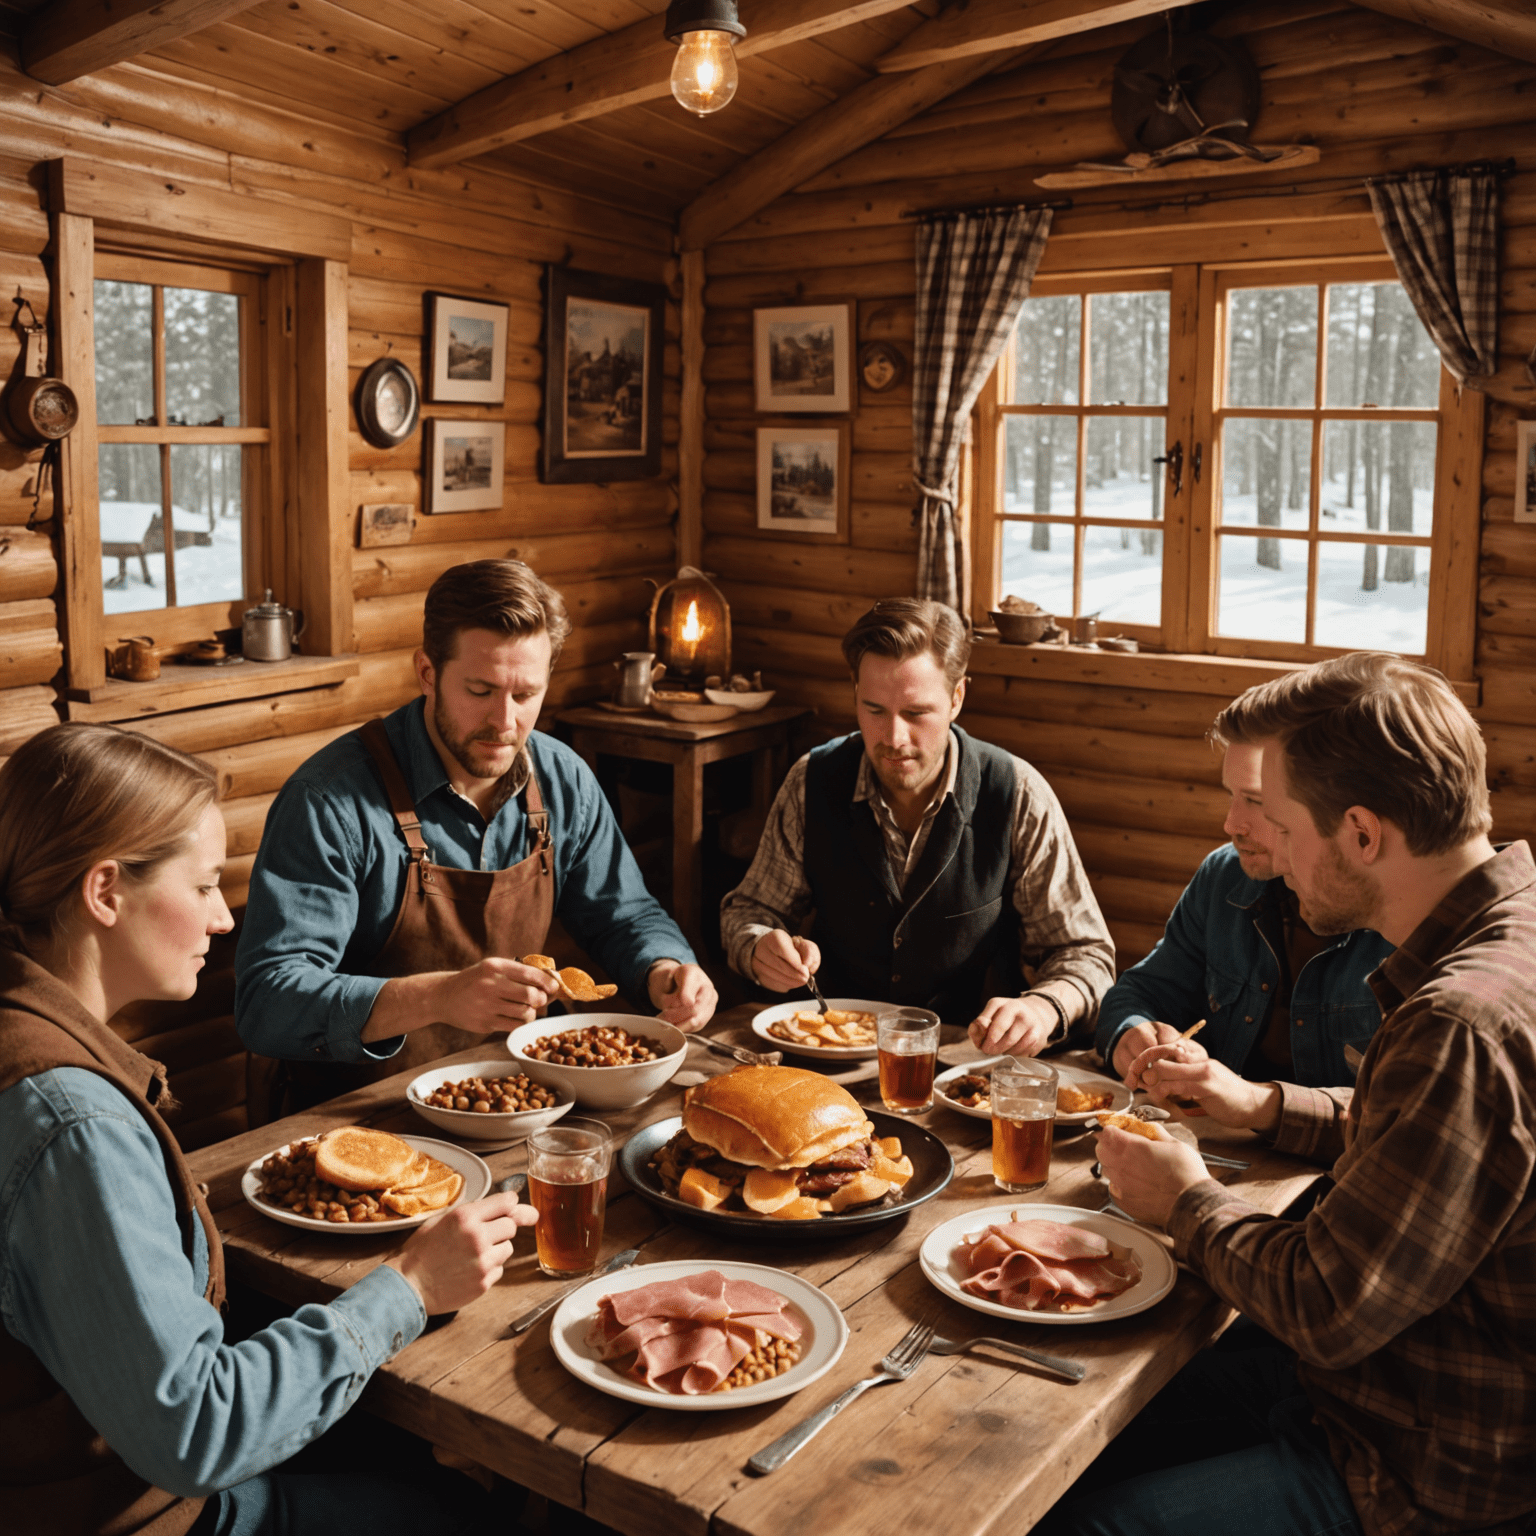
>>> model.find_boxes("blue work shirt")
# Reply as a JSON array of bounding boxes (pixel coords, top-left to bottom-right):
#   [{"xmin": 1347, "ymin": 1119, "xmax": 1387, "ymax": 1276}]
[
  {"xmin": 0, "ymin": 1067, "xmax": 425, "ymax": 1497},
  {"xmin": 235, "ymin": 698, "xmax": 694, "ymax": 1064},
  {"xmin": 1095, "ymin": 843, "xmax": 1395, "ymax": 1087}
]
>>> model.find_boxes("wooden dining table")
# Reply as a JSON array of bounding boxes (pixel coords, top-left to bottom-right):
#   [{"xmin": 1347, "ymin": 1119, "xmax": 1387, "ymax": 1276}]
[{"xmin": 189, "ymin": 1005, "xmax": 1322, "ymax": 1536}]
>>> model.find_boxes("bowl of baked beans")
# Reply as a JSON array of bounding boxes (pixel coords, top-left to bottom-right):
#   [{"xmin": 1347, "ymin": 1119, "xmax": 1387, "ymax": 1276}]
[
  {"xmin": 507, "ymin": 1015, "xmax": 689, "ymax": 1109},
  {"xmin": 406, "ymin": 1060, "xmax": 575, "ymax": 1141}
]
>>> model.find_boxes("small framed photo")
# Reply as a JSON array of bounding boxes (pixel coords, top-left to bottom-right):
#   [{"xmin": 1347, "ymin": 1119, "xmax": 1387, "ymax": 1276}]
[
  {"xmin": 426, "ymin": 419, "xmax": 504, "ymax": 513},
  {"xmin": 1517, "ymin": 420, "xmax": 1536, "ymax": 525},
  {"xmin": 756, "ymin": 423, "xmax": 850, "ymax": 542},
  {"xmin": 426, "ymin": 293, "xmax": 508, "ymax": 405},
  {"xmin": 542, "ymin": 266, "xmax": 665, "ymax": 483},
  {"xmin": 754, "ymin": 303, "xmax": 853, "ymax": 413}
]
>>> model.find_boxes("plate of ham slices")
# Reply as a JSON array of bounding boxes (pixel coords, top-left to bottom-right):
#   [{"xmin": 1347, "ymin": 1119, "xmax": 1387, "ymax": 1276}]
[
  {"xmin": 548, "ymin": 1261, "xmax": 849, "ymax": 1410},
  {"xmin": 918, "ymin": 1205, "xmax": 1177, "ymax": 1324}
]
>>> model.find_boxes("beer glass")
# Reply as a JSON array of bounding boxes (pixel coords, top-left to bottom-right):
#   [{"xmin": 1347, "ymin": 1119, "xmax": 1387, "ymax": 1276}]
[
  {"xmin": 877, "ymin": 1007, "xmax": 940, "ymax": 1116},
  {"xmin": 526, "ymin": 1117, "xmax": 611, "ymax": 1277},
  {"xmin": 991, "ymin": 1059, "xmax": 1056, "ymax": 1193}
]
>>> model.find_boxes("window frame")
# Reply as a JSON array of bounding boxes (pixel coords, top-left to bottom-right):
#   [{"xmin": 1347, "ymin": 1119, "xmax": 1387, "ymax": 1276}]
[{"xmin": 971, "ymin": 254, "xmax": 1483, "ymax": 685}]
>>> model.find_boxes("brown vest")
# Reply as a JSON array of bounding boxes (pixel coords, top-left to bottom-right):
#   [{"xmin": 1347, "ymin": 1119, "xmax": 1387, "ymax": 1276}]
[{"xmin": 0, "ymin": 941, "xmax": 225, "ymax": 1536}]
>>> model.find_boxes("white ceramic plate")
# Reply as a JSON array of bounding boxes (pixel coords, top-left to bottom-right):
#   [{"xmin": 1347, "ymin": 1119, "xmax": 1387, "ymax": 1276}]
[
  {"xmin": 549, "ymin": 1258, "xmax": 849, "ymax": 1411},
  {"xmin": 934, "ymin": 1058, "xmax": 1132, "ymax": 1124},
  {"xmin": 405, "ymin": 1060, "xmax": 575, "ymax": 1142},
  {"xmin": 750, "ymin": 997, "xmax": 885, "ymax": 1060},
  {"xmin": 242, "ymin": 1133, "xmax": 492, "ymax": 1235},
  {"xmin": 919, "ymin": 1202, "xmax": 1177, "ymax": 1325}
]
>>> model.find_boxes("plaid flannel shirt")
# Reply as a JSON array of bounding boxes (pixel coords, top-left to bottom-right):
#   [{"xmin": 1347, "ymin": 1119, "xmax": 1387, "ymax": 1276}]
[
  {"xmin": 1169, "ymin": 842, "xmax": 1536, "ymax": 1536},
  {"xmin": 719, "ymin": 741, "xmax": 1114, "ymax": 1026}
]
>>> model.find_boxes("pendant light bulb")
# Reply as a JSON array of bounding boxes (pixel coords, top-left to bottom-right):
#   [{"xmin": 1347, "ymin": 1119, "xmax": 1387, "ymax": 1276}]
[
  {"xmin": 664, "ymin": 0, "xmax": 746, "ymax": 117},
  {"xmin": 670, "ymin": 28, "xmax": 738, "ymax": 116}
]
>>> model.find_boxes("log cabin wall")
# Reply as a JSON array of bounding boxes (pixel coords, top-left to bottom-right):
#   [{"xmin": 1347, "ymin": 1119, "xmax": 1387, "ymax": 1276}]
[
  {"xmin": 0, "ymin": 50, "xmax": 677, "ymax": 1147},
  {"xmin": 698, "ymin": 0, "xmax": 1536, "ymax": 971}
]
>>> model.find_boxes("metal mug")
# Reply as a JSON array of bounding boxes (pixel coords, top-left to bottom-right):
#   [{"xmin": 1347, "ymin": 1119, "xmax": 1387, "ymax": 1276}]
[
  {"xmin": 242, "ymin": 589, "xmax": 306, "ymax": 662},
  {"xmin": 613, "ymin": 651, "xmax": 665, "ymax": 708}
]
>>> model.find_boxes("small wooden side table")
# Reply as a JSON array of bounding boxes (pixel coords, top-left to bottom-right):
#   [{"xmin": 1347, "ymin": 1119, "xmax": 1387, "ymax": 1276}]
[{"xmin": 554, "ymin": 703, "xmax": 810, "ymax": 949}]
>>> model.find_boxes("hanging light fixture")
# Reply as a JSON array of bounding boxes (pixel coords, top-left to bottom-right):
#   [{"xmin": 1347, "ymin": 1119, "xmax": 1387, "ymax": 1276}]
[{"xmin": 664, "ymin": 0, "xmax": 746, "ymax": 117}]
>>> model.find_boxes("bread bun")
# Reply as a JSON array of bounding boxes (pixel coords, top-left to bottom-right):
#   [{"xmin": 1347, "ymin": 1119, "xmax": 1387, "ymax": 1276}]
[
  {"xmin": 1098, "ymin": 1111, "xmax": 1167, "ymax": 1141},
  {"xmin": 314, "ymin": 1127, "xmax": 418, "ymax": 1192},
  {"xmin": 682, "ymin": 1066, "xmax": 871, "ymax": 1169}
]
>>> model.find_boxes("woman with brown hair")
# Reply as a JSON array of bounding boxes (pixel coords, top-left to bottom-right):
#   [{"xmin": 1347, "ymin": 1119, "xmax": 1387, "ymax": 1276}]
[{"xmin": 0, "ymin": 722, "xmax": 536, "ymax": 1536}]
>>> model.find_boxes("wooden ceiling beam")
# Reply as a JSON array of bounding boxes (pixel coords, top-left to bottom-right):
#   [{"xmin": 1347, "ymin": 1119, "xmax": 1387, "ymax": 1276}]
[
  {"xmin": 876, "ymin": 0, "xmax": 1205, "ymax": 72},
  {"xmin": 1346, "ymin": 0, "xmax": 1536, "ymax": 64},
  {"xmin": 21, "ymin": 0, "xmax": 265, "ymax": 86},
  {"xmin": 406, "ymin": 0, "xmax": 919, "ymax": 170},
  {"xmin": 678, "ymin": 48, "xmax": 1030, "ymax": 252}
]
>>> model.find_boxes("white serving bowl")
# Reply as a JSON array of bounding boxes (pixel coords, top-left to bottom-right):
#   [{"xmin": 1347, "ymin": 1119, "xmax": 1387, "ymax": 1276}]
[
  {"xmin": 704, "ymin": 688, "xmax": 775, "ymax": 712},
  {"xmin": 406, "ymin": 1060, "xmax": 575, "ymax": 1141},
  {"xmin": 506, "ymin": 1015, "xmax": 689, "ymax": 1110}
]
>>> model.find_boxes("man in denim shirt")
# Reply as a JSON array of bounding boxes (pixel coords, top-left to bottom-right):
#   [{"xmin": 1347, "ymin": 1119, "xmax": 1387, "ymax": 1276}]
[{"xmin": 1096, "ymin": 730, "xmax": 1393, "ymax": 1091}]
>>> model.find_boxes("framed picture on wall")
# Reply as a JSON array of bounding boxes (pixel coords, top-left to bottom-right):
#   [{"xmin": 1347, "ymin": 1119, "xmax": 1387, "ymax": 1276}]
[
  {"xmin": 425, "ymin": 293, "xmax": 508, "ymax": 405},
  {"xmin": 541, "ymin": 266, "xmax": 665, "ymax": 483},
  {"xmin": 1517, "ymin": 420, "xmax": 1536, "ymax": 525},
  {"xmin": 756, "ymin": 423, "xmax": 850, "ymax": 542},
  {"xmin": 754, "ymin": 302, "xmax": 853, "ymax": 413},
  {"xmin": 426, "ymin": 419, "xmax": 504, "ymax": 513}
]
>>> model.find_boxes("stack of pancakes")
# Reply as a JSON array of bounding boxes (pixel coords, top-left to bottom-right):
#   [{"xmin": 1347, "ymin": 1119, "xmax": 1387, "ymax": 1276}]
[{"xmin": 314, "ymin": 1127, "xmax": 463, "ymax": 1217}]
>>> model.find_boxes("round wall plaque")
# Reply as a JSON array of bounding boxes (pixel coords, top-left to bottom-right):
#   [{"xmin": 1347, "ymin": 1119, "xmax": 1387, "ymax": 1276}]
[
  {"xmin": 858, "ymin": 340, "xmax": 907, "ymax": 394},
  {"xmin": 356, "ymin": 357, "xmax": 421, "ymax": 449}
]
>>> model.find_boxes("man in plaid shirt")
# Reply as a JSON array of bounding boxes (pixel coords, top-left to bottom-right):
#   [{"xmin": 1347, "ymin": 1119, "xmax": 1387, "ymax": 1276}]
[{"xmin": 1074, "ymin": 653, "xmax": 1535, "ymax": 1536}]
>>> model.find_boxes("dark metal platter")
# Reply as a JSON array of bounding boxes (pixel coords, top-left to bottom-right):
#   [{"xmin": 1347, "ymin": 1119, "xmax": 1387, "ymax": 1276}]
[{"xmin": 619, "ymin": 1111, "xmax": 954, "ymax": 1240}]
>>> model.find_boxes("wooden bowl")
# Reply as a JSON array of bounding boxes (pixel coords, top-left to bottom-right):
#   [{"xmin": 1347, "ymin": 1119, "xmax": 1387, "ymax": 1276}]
[{"xmin": 989, "ymin": 609, "xmax": 1052, "ymax": 644}]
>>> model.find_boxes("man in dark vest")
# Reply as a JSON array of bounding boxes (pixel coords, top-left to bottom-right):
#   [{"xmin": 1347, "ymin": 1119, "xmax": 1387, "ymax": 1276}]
[{"xmin": 720, "ymin": 598, "xmax": 1113, "ymax": 1054}]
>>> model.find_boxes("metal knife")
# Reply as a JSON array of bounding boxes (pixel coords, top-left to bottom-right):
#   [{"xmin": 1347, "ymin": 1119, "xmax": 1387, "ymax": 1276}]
[
  {"xmin": 494, "ymin": 1173, "xmax": 527, "ymax": 1198},
  {"xmin": 697, "ymin": 1034, "xmax": 782, "ymax": 1068},
  {"xmin": 505, "ymin": 1247, "xmax": 641, "ymax": 1337}
]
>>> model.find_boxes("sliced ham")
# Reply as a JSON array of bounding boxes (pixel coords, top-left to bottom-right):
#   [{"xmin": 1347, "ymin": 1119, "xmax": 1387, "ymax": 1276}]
[
  {"xmin": 955, "ymin": 1219, "xmax": 1141, "ymax": 1313},
  {"xmin": 590, "ymin": 1269, "xmax": 802, "ymax": 1395}
]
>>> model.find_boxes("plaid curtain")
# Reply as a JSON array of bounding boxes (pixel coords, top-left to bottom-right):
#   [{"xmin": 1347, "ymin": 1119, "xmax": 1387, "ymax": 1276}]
[
  {"xmin": 913, "ymin": 207, "xmax": 1052, "ymax": 612},
  {"xmin": 1366, "ymin": 166, "xmax": 1499, "ymax": 387}
]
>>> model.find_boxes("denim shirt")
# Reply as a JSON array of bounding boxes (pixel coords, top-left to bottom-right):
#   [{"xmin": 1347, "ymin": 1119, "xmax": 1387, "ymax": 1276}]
[
  {"xmin": 235, "ymin": 698, "xmax": 695, "ymax": 1064},
  {"xmin": 0, "ymin": 1068, "xmax": 425, "ymax": 1498},
  {"xmin": 1095, "ymin": 844, "xmax": 1395, "ymax": 1087}
]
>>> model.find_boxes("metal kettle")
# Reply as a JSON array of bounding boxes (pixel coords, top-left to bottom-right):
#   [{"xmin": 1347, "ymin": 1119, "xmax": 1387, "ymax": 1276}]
[{"xmin": 242, "ymin": 589, "xmax": 305, "ymax": 662}]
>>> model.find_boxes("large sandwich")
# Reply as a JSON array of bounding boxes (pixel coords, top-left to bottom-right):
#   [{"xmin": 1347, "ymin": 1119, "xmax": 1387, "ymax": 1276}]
[{"xmin": 650, "ymin": 1065, "xmax": 914, "ymax": 1220}]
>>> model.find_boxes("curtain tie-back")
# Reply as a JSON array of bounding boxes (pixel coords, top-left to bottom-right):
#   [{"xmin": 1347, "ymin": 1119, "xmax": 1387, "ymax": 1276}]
[{"xmin": 913, "ymin": 478, "xmax": 955, "ymax": 507}]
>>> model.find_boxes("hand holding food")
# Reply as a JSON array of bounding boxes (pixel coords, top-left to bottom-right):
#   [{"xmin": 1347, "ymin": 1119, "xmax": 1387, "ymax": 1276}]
[
  {"xmin": 522, "ymin": 953, "xmax": 619, "ymax": 1003},
  {"xmin": 968, "ymin": 993, "xmax": 1059, "ymax": 1056},
  {"xmin": 1111, "ymin": 1021, "xmax": 1187, "ymax": 1083},
  {"xmin": 1131, "ymin": 1048, "xmax": 1283, "ymax": 1132},
  {"xmin": 750, "ymin": 930, "xmax": 822, "ymax": 993},
  {"xmin": 442, "ymin": 955, "xmax": 561, "ymax": 1031},
  {"xmin": 647, "ymin": 958, "xmax": 716, "ymax": 1032},
  {"xmin": 386, "ymin": 1191, "xmax": 539, "ymax": 1315},
  {"xmin": 1093, "ymin": 1121, "xmax": 1208, "ymax": 1227}
]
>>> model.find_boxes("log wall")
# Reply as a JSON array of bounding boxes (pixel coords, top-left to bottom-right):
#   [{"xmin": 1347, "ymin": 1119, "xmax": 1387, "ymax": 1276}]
[
  {"xmin": 0, "ymin": 53, "xmax": 677, "ymax": 1146},
  {"xmin": 700, "ymin": 0, "xmax": 1536, "ymax": 969}
]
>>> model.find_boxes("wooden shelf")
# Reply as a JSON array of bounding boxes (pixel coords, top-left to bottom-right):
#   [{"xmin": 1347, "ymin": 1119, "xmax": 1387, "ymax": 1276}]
[{"xmin": 64, "ymin": 653, "xmax": 361, "ymax": 724}]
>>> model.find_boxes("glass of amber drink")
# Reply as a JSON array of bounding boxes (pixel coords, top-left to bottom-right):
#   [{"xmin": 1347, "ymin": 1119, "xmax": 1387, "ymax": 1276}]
[
  {"xmin": 877, "ymin": 1007, "xmax": 940, "ymax": 1116},
  {"xmin": 527, "ymin": 1118, "xmax": 611, "ymax": 1277},
  {"xmin": 991, "ymin": 1059, "xmax": 1057, "ymax": 1193}
]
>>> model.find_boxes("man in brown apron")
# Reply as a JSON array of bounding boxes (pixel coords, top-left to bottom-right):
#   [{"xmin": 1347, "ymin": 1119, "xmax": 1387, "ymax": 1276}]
[{"xmin": 235, "ymin": 560, "xmax": 715, "ymax": 1105}]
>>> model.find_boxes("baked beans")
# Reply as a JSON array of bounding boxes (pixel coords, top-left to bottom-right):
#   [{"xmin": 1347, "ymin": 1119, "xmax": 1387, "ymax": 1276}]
[
  {"xmin": 715, "ymin": 1337, "xmax": 800, "ymax": 1391},
  {"xmin": 254, "ymin": 1138, "xmax": 395, "ymax": 1224},
  {"xmin": 418, "ymin": 1072, "xmax": 559, "ymax": 1114},
  {"xmin": 522, "ymin": 1025, "xmax": 662, "ymax": 1067}
]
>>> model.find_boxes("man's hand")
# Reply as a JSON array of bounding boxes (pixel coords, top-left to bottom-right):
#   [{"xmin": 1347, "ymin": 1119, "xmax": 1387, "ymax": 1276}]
[
  {"xmin": 1094, "ymin": 1127, "xmax": 1208, "ymax": 1228},
  {"xmin": 648, "ymin": 960, "xmax": 716, "ymax": 1032},
  {"xmin": 750, "ymin": 931, "xmax": 822, "ymax": 993},
  {"xmin": 440, "ymin": 957, "xmax": 561, "ymax": 1033},
  {"xmin": 386, "ymin": 1193, "xmax": 539, "ymax": 1315},
  {"xmin": 1131, "ymin": 1046, "xmax": 1282, "ymax": 1133},
  {"xmin": 968, "ymin": 993, "xmax": 1059, "ymax": 1057},
  {"xmin": 1111, "ymin": 1022, "xmax": 1188, "ymax": 1085}
]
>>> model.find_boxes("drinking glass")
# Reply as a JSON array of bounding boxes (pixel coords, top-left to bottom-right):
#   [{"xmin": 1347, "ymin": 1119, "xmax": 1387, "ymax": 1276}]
[
  {"xmin": 877, "ymin": 1007, "xmax": 940, "ymax": 1116},
  {"xmin": 526, "ymin": 1117, "xmax": 611, "ymax": 1277},
  {"xmin": 991, "ymin": 1059, "xmax": 1057, "ymax": 1193}
]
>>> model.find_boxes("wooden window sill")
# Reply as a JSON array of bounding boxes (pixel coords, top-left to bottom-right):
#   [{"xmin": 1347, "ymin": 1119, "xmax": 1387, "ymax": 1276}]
[
  {"xmin": 64, "ymin": 653, "xmax": 361, "ymax": 724},
  {"xmin": 968, "ymin": 637, "xmax": 1480, "ymax": 706}
]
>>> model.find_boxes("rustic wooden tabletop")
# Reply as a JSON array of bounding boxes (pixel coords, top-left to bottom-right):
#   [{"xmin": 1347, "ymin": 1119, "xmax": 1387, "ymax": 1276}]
[{"xmin": 190, "ymin": 1006, "xmax": 1321, "ymax": 1536}]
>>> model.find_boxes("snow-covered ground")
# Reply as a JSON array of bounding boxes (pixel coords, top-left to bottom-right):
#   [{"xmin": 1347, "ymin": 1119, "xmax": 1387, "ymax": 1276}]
[
  {"xmin": 1000, "ymin": 469, "xmax": 1432, "ymax": 652},
  {"xmin": 100, "ymin": 499, "xmax": 244, "ymax": 617}
]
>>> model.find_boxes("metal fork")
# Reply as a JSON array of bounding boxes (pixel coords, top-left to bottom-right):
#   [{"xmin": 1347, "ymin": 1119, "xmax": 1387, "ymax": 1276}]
[
  {"xmin": 746, "ymin": 1315, "xmax": 935, "ymax": 1475},
  {"xmin": 929, "ymin": 1333, "xmax": 1085, "ymax": 1383},
  {"xmin": 805, "ymin": 971, "xmax": 830, "ymax": 1016},
  {"xmin": 696, "ymin": 1034, "xmax": 782, "ymax": 1068}
]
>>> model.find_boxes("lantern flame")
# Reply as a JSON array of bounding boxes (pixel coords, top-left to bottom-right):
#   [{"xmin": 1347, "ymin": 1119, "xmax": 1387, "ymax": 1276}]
[{"xmin": 681, "ymin": 599, "xmax": 703, "ymax": 642}]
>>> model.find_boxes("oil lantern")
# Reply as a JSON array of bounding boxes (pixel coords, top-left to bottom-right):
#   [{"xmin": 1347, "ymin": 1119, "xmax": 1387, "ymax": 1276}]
[{"xmin": 648, "ymin": 566, "xmax": 731, "ymax": 690}]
